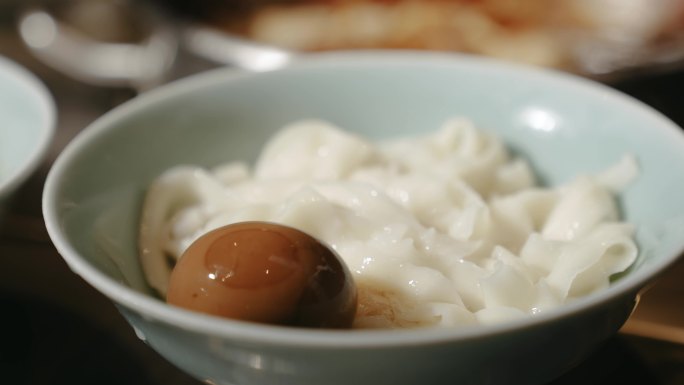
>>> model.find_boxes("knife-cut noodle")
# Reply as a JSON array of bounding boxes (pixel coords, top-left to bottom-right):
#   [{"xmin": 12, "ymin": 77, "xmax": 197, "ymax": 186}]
[{"xmin": 139, "ymin": 118, "xmax": 638, "ymax": 328}]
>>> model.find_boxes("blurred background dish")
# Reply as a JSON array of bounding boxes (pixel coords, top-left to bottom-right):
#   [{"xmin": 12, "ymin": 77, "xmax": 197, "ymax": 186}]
[
  {"xmin": 157, "ymin": 0, "xmax": 684, "ymax": 79},
  {"xmin": 0, "ymin": 55, "xmax": 55, "ymax": 207},
  {"xmin": 17, "ymin": 0, "xmax": 178, "ymax": 90},
  {"xmin": 15, "ymin": 0, "xmax": 684, "ymax": 85}
]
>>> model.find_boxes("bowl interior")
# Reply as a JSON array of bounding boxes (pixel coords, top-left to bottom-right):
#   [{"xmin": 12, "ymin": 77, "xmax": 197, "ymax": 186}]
[
  {"xmin": 0, "ymin": 56, "xmax": 54, "ymax": 200},
  {"xmin": 46, "ymin": 52, "xmax": 684, "ymax": 313}
]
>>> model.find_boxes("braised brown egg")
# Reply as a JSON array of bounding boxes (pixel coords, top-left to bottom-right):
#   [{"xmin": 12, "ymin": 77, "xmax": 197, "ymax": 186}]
[{"xmin": 166, "ymin": 221, "xmax": 357, "ymax": 328}]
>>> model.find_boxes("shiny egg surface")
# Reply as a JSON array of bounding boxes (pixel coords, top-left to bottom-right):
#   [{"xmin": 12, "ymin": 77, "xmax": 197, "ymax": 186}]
[{"xmin": 166, "ymin": 221, "xmax": 357, "ymax": 328}]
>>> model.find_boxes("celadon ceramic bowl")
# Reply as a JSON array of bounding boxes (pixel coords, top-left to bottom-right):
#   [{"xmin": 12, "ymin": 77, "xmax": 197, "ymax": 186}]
[
  {"xmin": 43, "ymin": 52, "xmax": 684, "ymax": 385},
  {"xmin": 0, "ymin": 56, "xmax": 55, "ymax": 205}
]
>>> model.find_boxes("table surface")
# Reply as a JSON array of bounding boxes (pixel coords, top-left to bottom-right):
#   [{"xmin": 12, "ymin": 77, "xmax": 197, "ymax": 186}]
[{"xmin": 2, "ymin": 8, "xmax": 684, "ymax": 385}]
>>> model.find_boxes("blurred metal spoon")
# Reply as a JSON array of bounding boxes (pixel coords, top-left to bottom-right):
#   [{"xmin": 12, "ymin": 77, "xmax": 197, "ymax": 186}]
[{"xmin": 181, "ymin": 23, "xmax": 294, "ymax": 72}]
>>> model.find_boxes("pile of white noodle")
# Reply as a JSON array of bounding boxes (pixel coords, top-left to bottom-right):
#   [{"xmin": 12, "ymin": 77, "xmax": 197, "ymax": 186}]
[{"xmin": 139, "ymin": 118, "xmax": 638, "ymax": 328}]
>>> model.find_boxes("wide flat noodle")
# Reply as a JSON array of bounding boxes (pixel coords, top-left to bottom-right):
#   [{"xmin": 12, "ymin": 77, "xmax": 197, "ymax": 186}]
[{"xmin": 137, "ymin": 119, "xmax": 638, "ymax": 327}]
